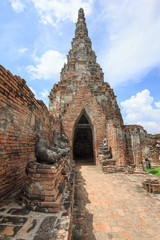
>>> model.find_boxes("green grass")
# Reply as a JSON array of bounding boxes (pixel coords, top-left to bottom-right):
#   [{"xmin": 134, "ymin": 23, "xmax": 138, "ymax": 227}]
[{"xmin": 144, "ymin": 167, "xmax": 160, "ymax": 178}]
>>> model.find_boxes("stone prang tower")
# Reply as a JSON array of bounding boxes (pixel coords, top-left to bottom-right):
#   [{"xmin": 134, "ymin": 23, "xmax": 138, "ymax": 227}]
[{"xmin": 49, "ymin": 8, "xmax": 150, "ymax": 172}]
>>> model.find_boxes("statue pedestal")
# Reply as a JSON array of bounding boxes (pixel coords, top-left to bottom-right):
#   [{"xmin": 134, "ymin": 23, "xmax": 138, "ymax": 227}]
[{"xmin": 19, "ymin": 159, "xmax": 68, "ymax": 213}]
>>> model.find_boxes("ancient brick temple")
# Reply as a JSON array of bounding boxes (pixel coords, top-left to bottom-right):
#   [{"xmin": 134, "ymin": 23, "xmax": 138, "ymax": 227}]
[
  {"xmin": 0, "ymin": 8, "xmax": 160, "ymax": 201},
  {"xmin": 0, "ymin": 8, "xmax": 160, "ymax": 240},
  {"xmin": 48, "ymin": 8, "xmax": 160, "ymax": 171}
]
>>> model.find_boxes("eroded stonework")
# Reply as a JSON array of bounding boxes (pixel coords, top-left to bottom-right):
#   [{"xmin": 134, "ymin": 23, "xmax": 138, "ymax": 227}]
[
  {"xmin": 49, "ymin": 8, "xmax": 160, "ymax": 169},
  {"xmin": 49, "ymin": 9, "xmax": 122, "ymax": 124}
]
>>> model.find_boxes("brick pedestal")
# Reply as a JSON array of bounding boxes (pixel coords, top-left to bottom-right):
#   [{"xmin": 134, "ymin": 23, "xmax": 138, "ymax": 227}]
[{"xmin": 19, "ymin": 159, "xmax": 68, "ymax": 213}]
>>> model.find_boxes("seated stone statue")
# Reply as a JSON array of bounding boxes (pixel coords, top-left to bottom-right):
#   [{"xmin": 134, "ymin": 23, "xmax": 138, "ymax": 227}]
[
  {"xmin": 98, "ymin": 138, "xmax": 112, "ymax": 159},
  {"xmin": 35, "ymin": 131, "xmax": 70, "ymax": 164},
  {"xmin": 35, "ymin": 136, "xmax": 60, "ymax": 164},
  {"xmin": 52, "ymin": 130, "xmax": 70, "ymax": 156},
  {"xmin": 99, "ymin": 138, "xmax": 108, "ymax": 152}
]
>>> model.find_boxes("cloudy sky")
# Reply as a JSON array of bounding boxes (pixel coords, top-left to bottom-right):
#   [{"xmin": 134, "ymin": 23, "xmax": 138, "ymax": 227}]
[{"xmin": 0, "ymin": 0, "xmax": 160, "ymax": 134}]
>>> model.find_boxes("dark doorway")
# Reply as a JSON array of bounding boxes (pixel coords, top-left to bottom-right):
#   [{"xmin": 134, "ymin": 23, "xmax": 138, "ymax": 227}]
[{"xmin": 73, "ymin": 114, "xmax": 94, "ymax": 161}]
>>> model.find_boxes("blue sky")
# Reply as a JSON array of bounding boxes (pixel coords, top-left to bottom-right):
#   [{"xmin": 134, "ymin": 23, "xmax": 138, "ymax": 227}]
[{"xmin": 0, "ymin": 0, "xmax": 160, "ymax": 134}]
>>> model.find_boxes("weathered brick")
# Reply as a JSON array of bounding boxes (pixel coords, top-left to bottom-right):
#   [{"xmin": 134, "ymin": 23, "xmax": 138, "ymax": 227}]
[{"xmin": 0, "ymin": 66, "xmax": 61, "ymax": 199}]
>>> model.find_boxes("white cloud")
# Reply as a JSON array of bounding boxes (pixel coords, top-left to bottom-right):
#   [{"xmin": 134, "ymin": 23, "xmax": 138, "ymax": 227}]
[
  {"xmin": 40, "ymin": 14, "xmax": 57, "ymax": 27},
  {"xmin": 18, "ymin": 48, "xmax": 28, "ymax": 54},
  {"xmin": 41, "ymin": 89, "xmax": 49, "ymax": 98},
  {"xmin": 99, "ymin": 0, "xmax": 160, "ymax": 86},
  {"xmin": 27, "ymin": 50, "xmax": 66, "ymax": 80},
  {"xmin": 121, "ymin": 89, "xmax": 160, "ymax": 134},
  {"xmin": 9, "ymin": 0, "xmax": 25, "ymax": 13},
  {"xmin": 30, "ymin": 0, "xmax": 94, "ymax": 25},
  {"xmin": 155, "ymin": 101, "xmax": 160, "ymax": 108}
]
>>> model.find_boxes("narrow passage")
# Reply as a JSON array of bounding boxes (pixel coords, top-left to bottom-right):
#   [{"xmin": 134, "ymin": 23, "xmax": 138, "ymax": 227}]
[{"xmin": 71, "ymin": 161, "xmax": 160, "ymax": 240}]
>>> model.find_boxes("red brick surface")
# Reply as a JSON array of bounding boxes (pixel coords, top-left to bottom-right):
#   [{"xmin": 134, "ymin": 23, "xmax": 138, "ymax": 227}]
[
  {"xmin": 48, "ymin": 8, "xmax": 160, "ymax": 170},
  {"xmin": 148, "ymin": 134, "xmax": 160, "ymax": 163},
  {"xmin": 0, "ymin": 65, "xmax": 60, "ymax": 199},
  {"xmin": 62, "ymin": 82, "xmax": 106, "ymax": 164}
]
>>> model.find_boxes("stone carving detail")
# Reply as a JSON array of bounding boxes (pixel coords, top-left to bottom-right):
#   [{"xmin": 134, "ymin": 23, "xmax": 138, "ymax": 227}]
[
  {"xmin": 35, "ymin": 132, "xmax": 70, "ymax": 164},
  {"xmin": 98, "ymin": 138, "xmax": 117, "ymax": 173},
  {"xmin": 35, "ymin": 136, "xmax": 59, "ymax": 163},
  {"xmin": 98, "ymin": 138, "xmax": 112, "ymax": 159}
]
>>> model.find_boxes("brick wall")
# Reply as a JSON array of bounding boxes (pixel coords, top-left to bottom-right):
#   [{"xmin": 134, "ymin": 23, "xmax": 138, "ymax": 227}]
[
  {"xmin": 148, "ymin": 134, "xmax": 160, "ymax": 163},
  {"xmin": 61, "ymin": 83, "xmax": 106, "ymax": 164},
  {"xmin": 0, "ymin": 65, "xmax": 60, "ymax": 199},
  {"xmin": 106, "ymin": 121, "xmax": 126, "ymax": 165},
  {"xmin": 124, "ymin": 125, "xmax": 149, "ymax": 168},
  {"xmin": 61, "ymin": 82, "xmax": 146, "ymax": 167}
]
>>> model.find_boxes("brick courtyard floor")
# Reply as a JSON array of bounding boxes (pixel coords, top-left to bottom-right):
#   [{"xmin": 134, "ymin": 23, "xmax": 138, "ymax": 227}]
[
  {"xmin": 0, "ymin": 202, "xmax": 70, "ymax": 240},
  {"xmin": 72, "ymin": 161, "xmax": 160, "ymax": 240},
  {"xmin": 0, "ymin": 161, "xmax": 160, "ymax": 240}
]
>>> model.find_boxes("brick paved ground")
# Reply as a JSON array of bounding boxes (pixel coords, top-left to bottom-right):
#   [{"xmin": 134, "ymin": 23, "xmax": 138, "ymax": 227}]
[
  {"xmin": 72, "ymin": 161, "xmax": 160, "ymax": 240},
  {"xmin": 0, "ymin": 202, "xmax": 70, "ymax": 240},
  {"xmin": 0, "ymin": 170, "xmax": 75, "ymax": 240},
  {"xmin": 0, "ymin": 161, "xmax": 160, "ymax": 240}
]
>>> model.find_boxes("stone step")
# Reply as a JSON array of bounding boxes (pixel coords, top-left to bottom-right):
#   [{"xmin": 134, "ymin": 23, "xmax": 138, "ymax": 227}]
[
  {"xmin": 102, "ymin": 165, "xmax": 125, "ymax": 174},
  {"xmin": 101, "ymin": 159, "xmax": 116, "ymax": 166}
]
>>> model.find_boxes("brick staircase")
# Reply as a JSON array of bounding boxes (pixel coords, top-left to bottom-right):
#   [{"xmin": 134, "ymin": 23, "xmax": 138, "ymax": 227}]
[{"xmin": 101, "ymin": 159, "xmax": 125, "ymax": 173}]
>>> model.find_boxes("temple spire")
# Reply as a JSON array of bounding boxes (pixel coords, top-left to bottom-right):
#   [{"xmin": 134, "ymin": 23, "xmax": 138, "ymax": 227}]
[{"xmin": 75, "ymin": 8, "xmax": 88, "ymax": 37}]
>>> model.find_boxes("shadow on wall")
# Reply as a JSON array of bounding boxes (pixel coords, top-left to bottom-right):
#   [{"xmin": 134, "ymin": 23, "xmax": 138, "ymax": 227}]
[{"xmin": 71, "ymin": 161, "xmax": 96, "ymax": 240}]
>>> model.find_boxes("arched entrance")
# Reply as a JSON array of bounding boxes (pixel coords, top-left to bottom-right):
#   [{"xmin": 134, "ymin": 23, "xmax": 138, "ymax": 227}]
[{"xmin": 73, "ymin": 113, "xmax": 94, "ymax": 162}]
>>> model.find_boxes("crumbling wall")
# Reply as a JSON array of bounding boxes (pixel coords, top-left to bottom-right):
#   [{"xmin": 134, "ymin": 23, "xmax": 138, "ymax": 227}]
[
  {"xmin": 0, "ymin": 65, "xmax": 60, "ymax": 199},
  {"xmin": 124, "ymin": 125, "xmax": 149, "ymax": 168},
  {"xmin": 106, "ymin": 121, "xmax": 126, "ymax": 166},
  {"xmin": 148, "ymin": 134, "xmax": 160, "ymax": 163}
]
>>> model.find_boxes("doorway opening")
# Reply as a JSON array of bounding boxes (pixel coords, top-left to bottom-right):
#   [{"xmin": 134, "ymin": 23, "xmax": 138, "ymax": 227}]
[{"xmin": 73, "ymin": 114, "xmax": 94, "ymax": 162}]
